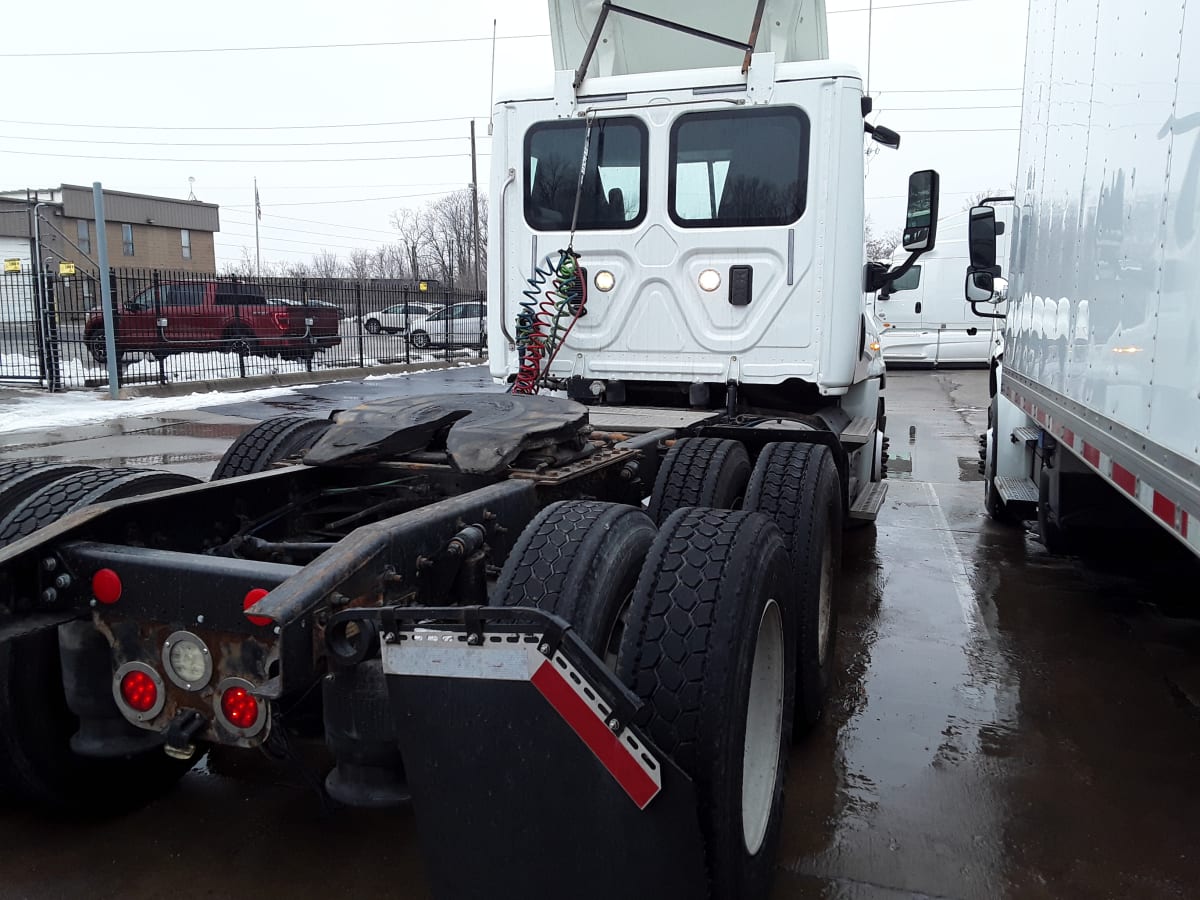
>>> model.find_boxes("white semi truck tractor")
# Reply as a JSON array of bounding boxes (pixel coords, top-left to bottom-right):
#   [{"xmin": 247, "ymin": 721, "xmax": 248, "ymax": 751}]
[
  {"xmin": 972, "ymin": 0, "xmax": 1200, "ymax": 560},
  {"xmin": 0, "ymin": 3, "xmax": 935, "ymax": 899}
]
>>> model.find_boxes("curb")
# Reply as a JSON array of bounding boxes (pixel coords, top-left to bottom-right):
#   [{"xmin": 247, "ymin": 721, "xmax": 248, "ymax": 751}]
[{"xmin": 115, "ymin": 357, "xmax": 487, "ymax": 399}]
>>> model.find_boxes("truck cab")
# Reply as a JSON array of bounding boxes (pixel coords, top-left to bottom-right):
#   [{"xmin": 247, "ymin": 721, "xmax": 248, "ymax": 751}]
[{"xmin": 876, "ymin": 202, "xmax": 1012, "ymax": 366}]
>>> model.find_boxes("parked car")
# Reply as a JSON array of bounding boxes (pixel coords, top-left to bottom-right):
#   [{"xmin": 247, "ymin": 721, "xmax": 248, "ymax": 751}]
[
  {"xmin": 84, "ymin": 281, "xmax": 341, "ymax": 363},
  {"xmin": 363, "ymin": 302, "xmax": 433, "ymax": 334},
  {"xmin": 404, "ymin": 301, "xmax": 487, "ymax": 349}
]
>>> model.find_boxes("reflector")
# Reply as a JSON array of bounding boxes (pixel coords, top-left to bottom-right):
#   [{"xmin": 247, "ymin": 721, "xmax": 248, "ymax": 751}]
[{"xmin": 92, "ymin": 568, "xmax": 122, "ymax": 604}]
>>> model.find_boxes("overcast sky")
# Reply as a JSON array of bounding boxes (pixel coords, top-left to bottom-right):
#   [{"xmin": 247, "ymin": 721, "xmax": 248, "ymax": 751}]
[{"xmin": 0, "ymin": 0, "xmax": 1028, "ymax": 267}]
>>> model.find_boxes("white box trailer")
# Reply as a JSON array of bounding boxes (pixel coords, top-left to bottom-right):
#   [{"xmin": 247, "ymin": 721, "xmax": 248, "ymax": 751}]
[
  {"xmin": 876, "ymin": 202, "xmax": 1011, "ymax": 366},
  {"xmin": 973, "ymin": 0, "xmax": 1200, "ymax": 559}
]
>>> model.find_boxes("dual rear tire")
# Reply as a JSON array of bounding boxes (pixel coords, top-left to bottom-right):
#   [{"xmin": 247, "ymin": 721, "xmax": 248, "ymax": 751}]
[{"xmin": 0, "ymin": 463, "xmax": 201, "ymax": 812}]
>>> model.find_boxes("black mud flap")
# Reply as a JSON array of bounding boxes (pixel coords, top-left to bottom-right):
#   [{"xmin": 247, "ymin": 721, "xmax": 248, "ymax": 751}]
[{"xmin": 338, "ymin": 607, "xmax": 708, "ymax": 900}]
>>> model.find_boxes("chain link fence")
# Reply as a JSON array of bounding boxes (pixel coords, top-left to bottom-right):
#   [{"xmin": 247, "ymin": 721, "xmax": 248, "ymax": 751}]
[{"xmin": 0, "ymin": 265, "xmax": 486, "ymax": 391}]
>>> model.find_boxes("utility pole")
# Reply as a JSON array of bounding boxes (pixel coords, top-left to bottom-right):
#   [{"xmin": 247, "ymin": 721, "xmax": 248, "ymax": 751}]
[
  {"xmin": 470, "ymin": 120, "xmax": 481, "ymax": 294},
  {"xmin": 92, "ymin": 183, "xmax": 120, "ymax": 400},
  {"xmin": 254, "ymin": 177, "xmax": 262, "ymax": 277}
]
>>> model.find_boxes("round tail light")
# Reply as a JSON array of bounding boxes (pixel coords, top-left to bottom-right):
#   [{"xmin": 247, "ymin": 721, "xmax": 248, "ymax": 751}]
[
  {"xmin": 113, "ymin": 661, "xmax": 165, "ymax": 721},
  {"xmin": 121, "ymin": 670, "xmax": 158, "ymax": 711},
  {"xmin": 215, "ymin": 677, "xmax": 267, "ymax": 737}
]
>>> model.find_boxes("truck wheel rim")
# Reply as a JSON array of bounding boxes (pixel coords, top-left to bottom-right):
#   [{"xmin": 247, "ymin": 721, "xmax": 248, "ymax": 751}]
[
  {"xmin": 818, "ymin": 540, "xmax": 833, "ymax": 668},
  {"xmin": 742, "ymin": 598, "xmax": 785, "ymax": 855}
]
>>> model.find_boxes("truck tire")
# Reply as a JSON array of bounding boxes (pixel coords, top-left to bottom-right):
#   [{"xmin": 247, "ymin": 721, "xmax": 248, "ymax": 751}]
[
  {"xmin": 984, "ymin": 400, "xmax": 1019, "ymax": 525},
  {"xmin": 617, "ymin": 507, "xmax": 796, "ymax": 899},
  {"xmin": 492, "ymin": 501, "xmax": 656, "ymax": 663},
  {"xmin": 0, "ymin": 465, "xmax": 96, "ymax": 516},
  {"xmin": 647, "ymin": 437, "xmax": 751, "ymax": 524},
  {"xmin": 0, "ymin": 468, "xmax": 200, "ymax": 549},
  {"xmin": 0, "ymin": 628, "xmax": 194, "ymax": 812},
  {"xmin": 364, "ymin": 317, "xmax": 383, "ymax": 334},
  {"xmin": 744, "ymin": 442, "xmax": 842, "ymax": 732},
  {"xmin": 0, "ymin": 461, "xmax": 34, "ymax": 484},
  {"xmin": 212, "ymin": 416, "xmax": 333, "ymax": 480}
]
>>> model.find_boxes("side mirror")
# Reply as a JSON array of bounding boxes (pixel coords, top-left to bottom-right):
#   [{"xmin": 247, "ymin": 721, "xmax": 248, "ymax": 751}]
[
  {"xmin": 968, "ymin": 205, "xmax": 999, "ymax": 270},
  {"xmin": 965, "ymin": 270, "xmax": 995, "ymax": 303},
  {"xmin": 902, "ymin": 169, "xmax": 940, "ymax": 252}
]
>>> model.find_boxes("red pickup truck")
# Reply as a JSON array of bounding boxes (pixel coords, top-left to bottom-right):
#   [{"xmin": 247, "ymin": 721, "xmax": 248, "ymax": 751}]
[{"xmin": 83, "ymin": 281, "xmax": 341, "ymax": 363}]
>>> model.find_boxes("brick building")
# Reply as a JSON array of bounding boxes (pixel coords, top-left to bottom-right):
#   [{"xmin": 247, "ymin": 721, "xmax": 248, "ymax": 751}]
[{"xmin": 0, "ymin": 185, "xmax": 220, "ymax": 275}]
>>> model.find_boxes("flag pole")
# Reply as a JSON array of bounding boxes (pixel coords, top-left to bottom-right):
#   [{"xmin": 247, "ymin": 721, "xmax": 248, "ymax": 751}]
[{"xmin": 254, "ymin": 177, "xmax": 261, "ymax": 277}]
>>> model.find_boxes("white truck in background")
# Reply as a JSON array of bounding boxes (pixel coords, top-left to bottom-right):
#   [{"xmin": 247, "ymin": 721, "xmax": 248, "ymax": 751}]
[
  {"xmin": 973, "ymin": 0, "xmax": 1200, "ymax": 560},
  {"xmin": 876, "ymin": 201, "xmax": 1012, "ymax": 366}
]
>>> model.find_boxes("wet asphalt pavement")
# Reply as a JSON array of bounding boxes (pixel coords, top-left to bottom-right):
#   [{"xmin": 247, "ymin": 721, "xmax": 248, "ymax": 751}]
[{"xmin": 1, "ymin": 369, "xmax": 1198, "ymax": 899}]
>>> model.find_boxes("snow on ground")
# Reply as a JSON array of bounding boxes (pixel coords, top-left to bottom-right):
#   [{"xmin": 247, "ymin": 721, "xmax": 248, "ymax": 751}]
[{"xmin": 0, "ymin": 384, "xmax": 304, "ymax": 435}]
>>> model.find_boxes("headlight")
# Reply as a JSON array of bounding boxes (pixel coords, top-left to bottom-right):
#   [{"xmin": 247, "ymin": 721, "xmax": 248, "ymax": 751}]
[
  {"xmin": 162, "ymin": 631, "xmax": 213, "ymax": 691},
  {"xmin": 594, "ymin": 270, "xmax": 615, "ymax": 292},
  {"xmin": 698, "ymin": 269, "xmax": 721, "ymax": 292}
]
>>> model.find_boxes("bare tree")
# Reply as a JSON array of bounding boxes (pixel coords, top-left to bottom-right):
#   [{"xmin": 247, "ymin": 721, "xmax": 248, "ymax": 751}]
[
  {"xmin": 310, "ymin": 250, "xmax": 345, "ymax": 279},
  {"xmin": 347, "ymin": 248, "xmax": 374, "ymax": 280},
  {"xmin": 963, "ymin": 184, "xmax": 1017, "ymax": 210},
  {"xmin": 864, "ymin": 221, "xmax": 901, "ymax": 261},
  {"xmin": 218, "ymin": 246, "xmax": 256, "ymax": 277},
  {"xmin": 390, "ymin": 209, "xmax": 424, "ymax": 282}
]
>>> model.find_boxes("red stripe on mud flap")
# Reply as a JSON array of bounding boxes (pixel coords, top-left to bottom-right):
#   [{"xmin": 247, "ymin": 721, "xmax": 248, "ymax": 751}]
[
  {"xmin": 1111, "ymin": 463, "xmax": 1137, "ymax": 495},
  {"xmin": 530, "ymin": 659, "xmax": 660, "ymax": 810},
  {"xmin": 1060, "ymin": 427, "xmax": 1075, "ymax": 448},
  {"xmin": 1152, "ymin": 493, "xmax": 1177, "ymax": 527},
  {"xmin": 1082, "ymin": 443, "xmax": 1101, "ymax": 468}
]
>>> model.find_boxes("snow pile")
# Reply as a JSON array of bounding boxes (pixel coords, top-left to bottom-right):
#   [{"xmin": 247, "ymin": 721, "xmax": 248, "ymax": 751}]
[{"xmin": 0, "ymin": 384, "xmax": 302, "ymax": 435}]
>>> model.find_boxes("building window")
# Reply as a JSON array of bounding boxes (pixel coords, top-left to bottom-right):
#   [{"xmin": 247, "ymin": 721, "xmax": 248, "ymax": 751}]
[
  {"xmin": 181, "ymin": 229, "xmax": 192, "ymax": 260},
  {"xmin": 121, "ymin": 223, "xmax": 134, "ymax": 257},
  {"xmin": 76, "ymin": 220, "xmax": 90, "ymax": 255}
]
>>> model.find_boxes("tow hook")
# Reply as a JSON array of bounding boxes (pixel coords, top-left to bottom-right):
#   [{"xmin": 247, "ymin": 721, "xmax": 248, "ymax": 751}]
[{"xmin": 163, "ymin": 708, "xmax": 207, "ymax": 760}]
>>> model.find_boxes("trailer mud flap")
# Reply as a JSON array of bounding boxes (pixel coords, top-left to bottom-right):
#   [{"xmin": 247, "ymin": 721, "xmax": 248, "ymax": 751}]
[{"xmin": 366, "ymin": 609, "xmax": 708, "ymax": 900}]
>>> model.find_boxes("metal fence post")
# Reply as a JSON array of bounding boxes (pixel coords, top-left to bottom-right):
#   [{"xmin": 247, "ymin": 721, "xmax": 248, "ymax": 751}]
[
  {"xmin": 355, "ymin": 281, "xmax": 365, "ymax": 368},
  {"xmin": 91, "ymin": 183, "xmax": 120, "ymax": 399},
  {"xmin": 41, "ymin": 271, "xmax": 63, "ymax": 392}
]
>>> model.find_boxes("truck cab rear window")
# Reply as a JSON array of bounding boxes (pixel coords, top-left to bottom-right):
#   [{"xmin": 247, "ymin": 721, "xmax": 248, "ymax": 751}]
[
  {"xmin": 525, "ymin": 117, "xmax": 646, "ymax": 231},
  {"xmin": 670, "ymin": 107, "xmax": 810, "ymax": 228}
]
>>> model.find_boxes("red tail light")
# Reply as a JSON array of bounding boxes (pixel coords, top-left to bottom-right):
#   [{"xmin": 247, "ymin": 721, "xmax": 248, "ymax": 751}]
[
  {"xmin": 271, "ymin": 311, "xmax": 290, "ymax": 331},
  {"xmin": 220, "ymin": 686, "xmax": 259, "ymax": 729},
  {"xmin": 120, "ymin": 670, "xmax": 158, "ymax": 712}
]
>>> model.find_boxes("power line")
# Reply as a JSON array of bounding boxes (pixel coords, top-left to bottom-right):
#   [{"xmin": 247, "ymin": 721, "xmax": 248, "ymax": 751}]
[
  {"xmin": 221, "ymin": 214, "xmax": 396, "ymax": 242},
  {"xmin": 224, "ymin": 189, "xmax": 463, "ymax": 209},
  {"xmin": 0, "ymin": 33, "xmax": 549, "ymax": 59},
  {"xmin": 0, "ymin": 132, "xmax": 491, "ymax": 148},
  {"xmin": 0, "ymin": 115, "xmax": 488, "ymax": 132},
  {"xmin": 220, "ymin": 230, "xmax": 382, "ymax": 252},
  {"xmin": 239, "ymin": 212, "xmax": 400, "ymax": 237},
  {"xmin": 0, "ymin": 147, "xmax": 489, "ymax": 164}
]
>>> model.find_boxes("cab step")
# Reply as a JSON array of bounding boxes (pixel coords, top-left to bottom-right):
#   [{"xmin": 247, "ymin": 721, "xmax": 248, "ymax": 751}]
[
  {"xmin": 849, "ymin": 481, "xmax": 888, "ymax": 522},
  {"xmin": 994, "ymin": 475, "xmax": 1038, "ymax": 505},
  {"xmin": 840, "ymin": 416, "xmax": 877, "ymax": 447},
  {"xmin": 1012, "ymin": 426, "xmax": 1041, "ymax": 444}
]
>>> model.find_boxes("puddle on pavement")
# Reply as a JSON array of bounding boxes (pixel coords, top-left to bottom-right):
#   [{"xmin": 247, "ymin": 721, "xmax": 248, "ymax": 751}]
[
  {"xmin": 135, "ymin": 422, "xmax": 250, "ymax": 440},
  {"xmin": 14, "ymin": 452, "xmax": 221, "ymax": 467},
  {"xmin": 958, "ymin": 455, "xmax": 984, "ymax": 481}
]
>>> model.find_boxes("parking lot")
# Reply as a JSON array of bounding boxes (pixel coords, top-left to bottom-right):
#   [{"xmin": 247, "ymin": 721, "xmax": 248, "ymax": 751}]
[{"xmin": 0, "ymin": 368, "xmax": 1197, "ymax": 899}]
